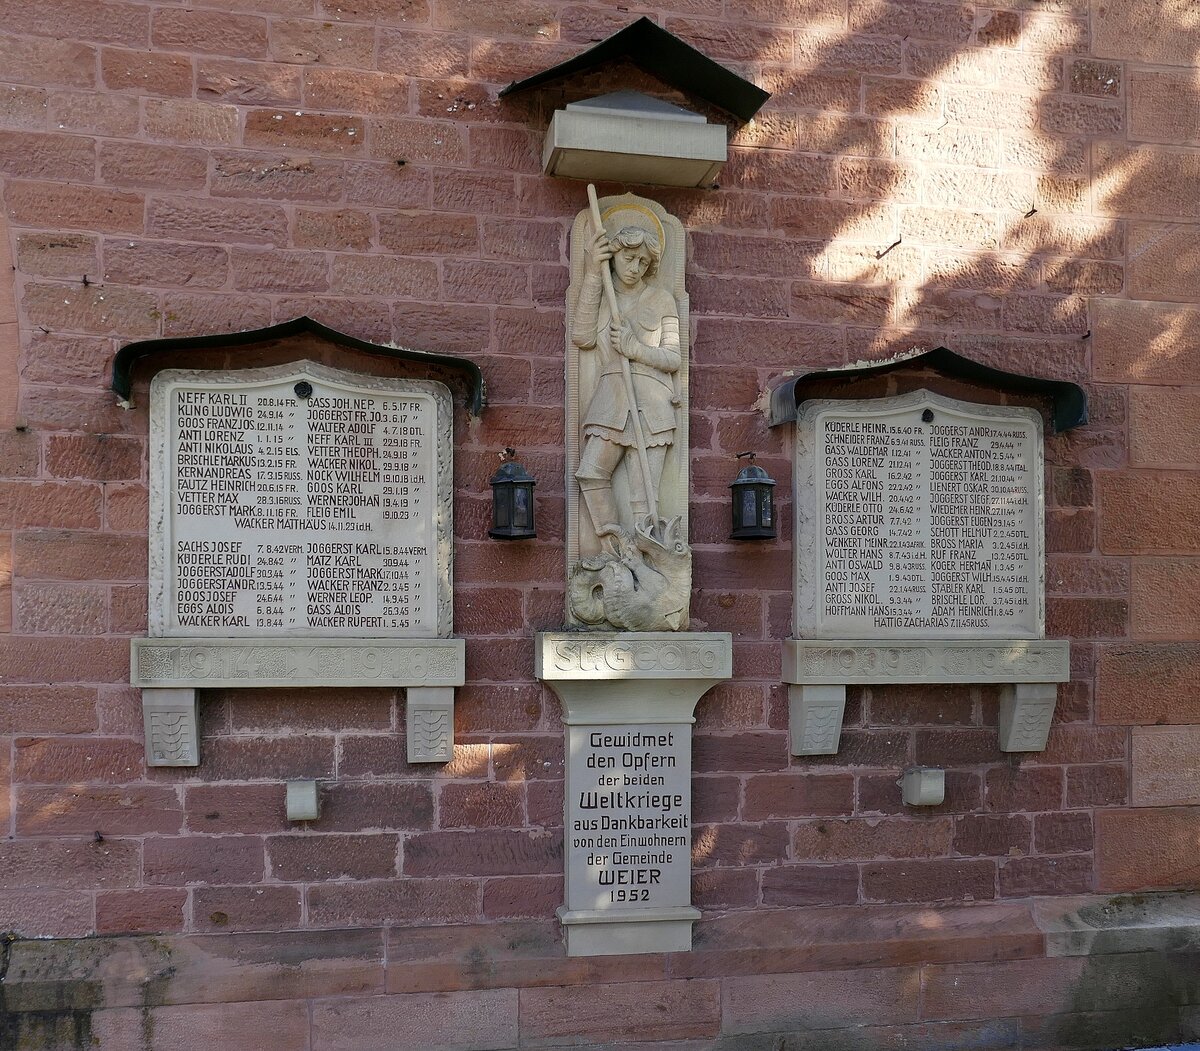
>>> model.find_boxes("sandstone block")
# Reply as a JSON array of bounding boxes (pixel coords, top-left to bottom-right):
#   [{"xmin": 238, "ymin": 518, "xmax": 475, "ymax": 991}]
[
  {"xmin": 267, "ymin": 833, "xmax": 397, "ymax": 881},
  {"xmin": 269, "ymin": 19, "xmax": 374, "ymax": 67},
  {"xmin": 1094, "ymin": 0, "xmax": 1195, "ymax": 65},
  {"xmin": 102, "ymin": 47, "xmax": 193, "ymax": 98},
  {"xmin": 760, "ymin": 863, "xmax": 859, "ymax": 906},
  {"xmin": 0, "ymin": 36, "xmax": 96, "ymax": 89},
  {"xmin": 144, "ymin": 835, "xmax": 265, "ymax": 886},
  {"xmin": 94, "ymin": 1001, "xmax": 309, "ymax": 1051},
  {"xmin": 1065, "ymin": 763, "xmax": 1127, "ymax": 807},
  {"xmin": 244, "ymin": 109, "xmax": 364, "ymax": 154},
  {"xmin": 1129, "ymin": 223, "xmax": 1200, "ymax": 303},
  {"xmin": 148, "ymin": 196, "xmax": 287, "ymax": 245},
  {"xmin": 723, "ymin": 966, "xmax": 920, "ymax": 1034},
  {"xmin": 99, "ymin": 141, "xmax": 208, "ymax": 190},
  {"xmin": 304, "ymin": 69, "xmax": 409, "ymax": 115},
  {"xmin": 96, "ymin": 887, "xmax": 186, "ymax": 935},
  {"xmin": 312, "ymin": 990, "xmax": 517, "ymax": 1051},
  {"xmin": 7, "ymin": 181, "xmax": 143, "ymax": 234},
  {"xmin": 230, "ymin": 248, "xmax": 329, "ymax": 293},
  {"xmin": 403, "ymin": 828, "xmax": 561, "ymax": 877},
  {"xmin": 152, "ymin": 9, "xmax": 269, "ymax": 58},
  {"xmin": 294, "ymin": 208, "xmax": 372, "ymax": 251},
  {"xmin": 196, "ymin": 58, "xmax": 302, "ymax": 106},
  {"xmin": 48, "ymin": 90, "xmax": 139, "ymax": 136},
  {"xmin": 104, "ymin": 240, "xmax": 229, "ymax": 290},
  {"xmin": 0, "ymin": 130, "xmax": 94, "ymax": 182},
  {"xmin": 520, "ymin": 979, "xmax": 719, "ymax": 1046},
  {"xmin": 1098, "ymin": 643, "xmax": 1200, "ymax": 724},
  {"xmin": 1096, "ymin": 807, "xmax": 1200, "ymax": 890},
  {"xmin": 743, "ymin": 774, "xmax": 854, "ymax": 819},
  {"xmin": 308, "ymin": 877, "xmax": 478, "ymax": 927},
  {"xmin": 331, "ymin": 254, "xmax": 439, "ymax": 298},
  {"xmin": 1099, "ymin": 471, "xmax": 1200, "ymax": 552},
  {"xmin": 985, "ymin": 766, "xmax": 1064, "ymax": 811},
  {"xmin": 1095, "ymin": 142, "xmax": 1200, "ymax": 220},
  {"xmin": 1034, "ymin": 812, "xmax": 1093, "ymax": 854},
  {"xmin": 193, "ymin": 885, "xmax": 302, "ymax": 933},
  {"xmin": 1132, "ymin": 725, "xmax": 1200, "ymax": 806}
]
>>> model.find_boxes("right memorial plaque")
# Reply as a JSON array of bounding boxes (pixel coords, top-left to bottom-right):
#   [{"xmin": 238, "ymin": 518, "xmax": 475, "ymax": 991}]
[{"xmin": 794, "ymin": 390, "xmax": 1044, "ymax": 641}]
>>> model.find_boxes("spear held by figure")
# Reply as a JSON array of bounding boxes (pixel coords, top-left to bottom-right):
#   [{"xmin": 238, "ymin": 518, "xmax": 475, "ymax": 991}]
[{"xmin": 585, "ymin": 183, "xmax": 660, "ymax": 524}]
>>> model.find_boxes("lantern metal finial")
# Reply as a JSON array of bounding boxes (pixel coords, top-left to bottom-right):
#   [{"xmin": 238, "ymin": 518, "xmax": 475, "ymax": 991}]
[
  {"xmin": 488, "ymin": 448, "xmax": 537, "ymax": 540},
  {"xmin": 730, "ymin": 451, "xmax": 776, "ymax": 541}
]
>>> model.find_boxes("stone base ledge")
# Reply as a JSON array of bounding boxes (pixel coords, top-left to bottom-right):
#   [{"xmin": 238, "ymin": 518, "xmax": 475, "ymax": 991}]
[
  {"xmin": 783, "ymin": 638, "xmax": 1070, "ymax": 685},
  {"xmin": 557, "ymin": 905, "xmax": 701, "ymax": 957},
  {"xmin": 6, "ymin": 896, "xmax": 1200, "ymax": 1051},
  {"xmin": 132, "ymin": 637, "xmax": 465, "ymax": 688},
  {"xmin": 9, "ymin": 895, "xmax": 1200, "ymax": 1010}
]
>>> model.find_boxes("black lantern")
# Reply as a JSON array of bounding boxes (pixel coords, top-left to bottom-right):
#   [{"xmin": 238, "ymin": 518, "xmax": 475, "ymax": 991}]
[
  {"xmin": 729, "ymin": 453, "xmax": 776, "ymax": 541},
  {"xmin": 488, "ymin": 451, "xmax": 536, "ymax": 540}
]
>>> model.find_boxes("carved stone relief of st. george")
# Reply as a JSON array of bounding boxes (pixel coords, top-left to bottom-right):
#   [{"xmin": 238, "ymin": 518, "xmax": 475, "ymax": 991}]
[{"xmin": 565, "ymin": 188, "xmax": 692, "ymax": 633}]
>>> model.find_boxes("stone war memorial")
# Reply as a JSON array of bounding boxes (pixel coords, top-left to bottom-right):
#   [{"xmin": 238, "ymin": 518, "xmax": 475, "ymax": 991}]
[{"xmin": 2, "ymin": 5, "xmax": 1200, "ymax": 1051}]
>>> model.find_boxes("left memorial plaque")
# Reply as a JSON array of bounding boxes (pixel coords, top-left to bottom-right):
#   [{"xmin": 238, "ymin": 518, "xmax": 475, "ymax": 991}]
[
  {"xmin": 132, "ymin": 361, "xmax": 464, "ymax": 766},
  {"xmin": 153, "ymin": 363, "xmax": 448, "ymax": 637}
]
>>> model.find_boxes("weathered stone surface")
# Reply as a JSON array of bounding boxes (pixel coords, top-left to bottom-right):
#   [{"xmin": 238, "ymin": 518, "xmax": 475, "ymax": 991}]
[{"xmin": 1132, "ymin": 726, "xmax": 1200, "ymax": 806}]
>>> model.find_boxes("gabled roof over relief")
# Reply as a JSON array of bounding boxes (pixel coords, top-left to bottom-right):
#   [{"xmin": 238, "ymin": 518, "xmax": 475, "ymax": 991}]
[
  {"xmin": 768, "ymin": 347, "xmax": 1088, "ymax": 433},
  {"xmin": 499, "ymin": 17, "xmax": 770, "ymax": 124},
  {"xmin": 110, "ymin": 315, "xmax": 486, "ymax": 416}
]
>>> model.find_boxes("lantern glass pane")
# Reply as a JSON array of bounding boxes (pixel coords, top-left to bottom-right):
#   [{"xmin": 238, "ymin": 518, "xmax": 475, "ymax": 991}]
[
  {"xmin": 494, "ymin": 489, "xmax": 511, "ymax": 529},
  {"xmin": 513, "ymin": 486, "xmax": 530, "ymax": 527},
  {"xmin": 741, "ymin": 489, "xmax": 757, "ymax": 524},
  {"xmin": 761, "ymin": 491, "xmax": 773, "ymax": 527}
]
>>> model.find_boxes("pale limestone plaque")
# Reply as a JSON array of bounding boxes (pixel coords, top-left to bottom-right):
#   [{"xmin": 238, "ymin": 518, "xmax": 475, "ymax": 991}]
[
  {"xmin": 795, "ymin": 390, "xmax": 1044, "ymax": 641},
  {"xmin": 566, "ymin": 724, "xmax": 691, "ymax": 918},
  {"xmin": 135, "ymin": 361, "xmax": 459, "ymax": 768},
  {"xmin": 149, "ymin": 361, "xmax": 452, "ymax": 639},
  {"xmin": 786, "ymin": 392, "xmax": 1067, "ymax": 758}
]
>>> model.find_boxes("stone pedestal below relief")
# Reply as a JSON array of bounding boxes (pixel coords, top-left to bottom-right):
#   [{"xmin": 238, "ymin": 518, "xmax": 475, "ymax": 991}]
[
  {"xmin": 132, "ymin": 637, "xmax": 464, "ymax": 766},
  {"xmin": 536, "ymin": 631, "xmax": 732, "ymax": 957}
]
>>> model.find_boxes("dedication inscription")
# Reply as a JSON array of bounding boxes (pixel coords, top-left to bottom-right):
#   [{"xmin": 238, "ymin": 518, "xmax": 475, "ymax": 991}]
[
  {"xmin": 567, "ymin": 725, "xmax": 691, "ymax": 914},
  {"xmin": 150, "ymin": 362, "xmax": 452, "ymax": 639},
  {"xmin": 795, "ymin": 390, "xmax": 1044, "ymax": 640}
]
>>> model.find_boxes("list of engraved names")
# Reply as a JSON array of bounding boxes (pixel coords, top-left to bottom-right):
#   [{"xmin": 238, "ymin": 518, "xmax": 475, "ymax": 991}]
[
  {"xmin": 568, "ymin": 725, "xmax": 691, "ymax": 913},
  {"xmin": 818, "ymin": 404, "xmax": 1038, "ymax": 637},
  {"xmin": 169, "ymin": 378, "xmax": 434, "ymax": 637}
]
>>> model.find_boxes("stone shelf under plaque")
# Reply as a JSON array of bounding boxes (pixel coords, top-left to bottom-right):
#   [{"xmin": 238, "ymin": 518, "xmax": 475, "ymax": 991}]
[
  {"xmin": 536, "ymin": 631, "xmax": 732, "ymax": 957},
  {"xmin": 784, "ymin": 639, "xmax": 1070, "ymax": 755},
  {"xmin": 132, "ymin": 361, "xmax": 463, "ymax": 769},
  {"xmin": 133, "ymin": 637, "xmax": 465, "ymax": 766},
  {"xmin": 782, "ymin": 391, "xmax": 1074, "ymax": 759}
]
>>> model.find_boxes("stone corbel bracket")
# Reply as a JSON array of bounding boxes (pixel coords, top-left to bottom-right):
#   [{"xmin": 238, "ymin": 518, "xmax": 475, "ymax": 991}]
[
  {"xmin": 783, "ymin": 638, "xmax": 1070, "ymax": 756},
  {"xmin": 132, "ymin": 637, "xmax": 465, "ymax": 767}
]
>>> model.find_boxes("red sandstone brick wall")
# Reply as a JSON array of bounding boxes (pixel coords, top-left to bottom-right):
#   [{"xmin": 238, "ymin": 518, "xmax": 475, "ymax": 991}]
[{"xmin": 0, "ymin": 0, "xmax": 1197, "ymax": 940}]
